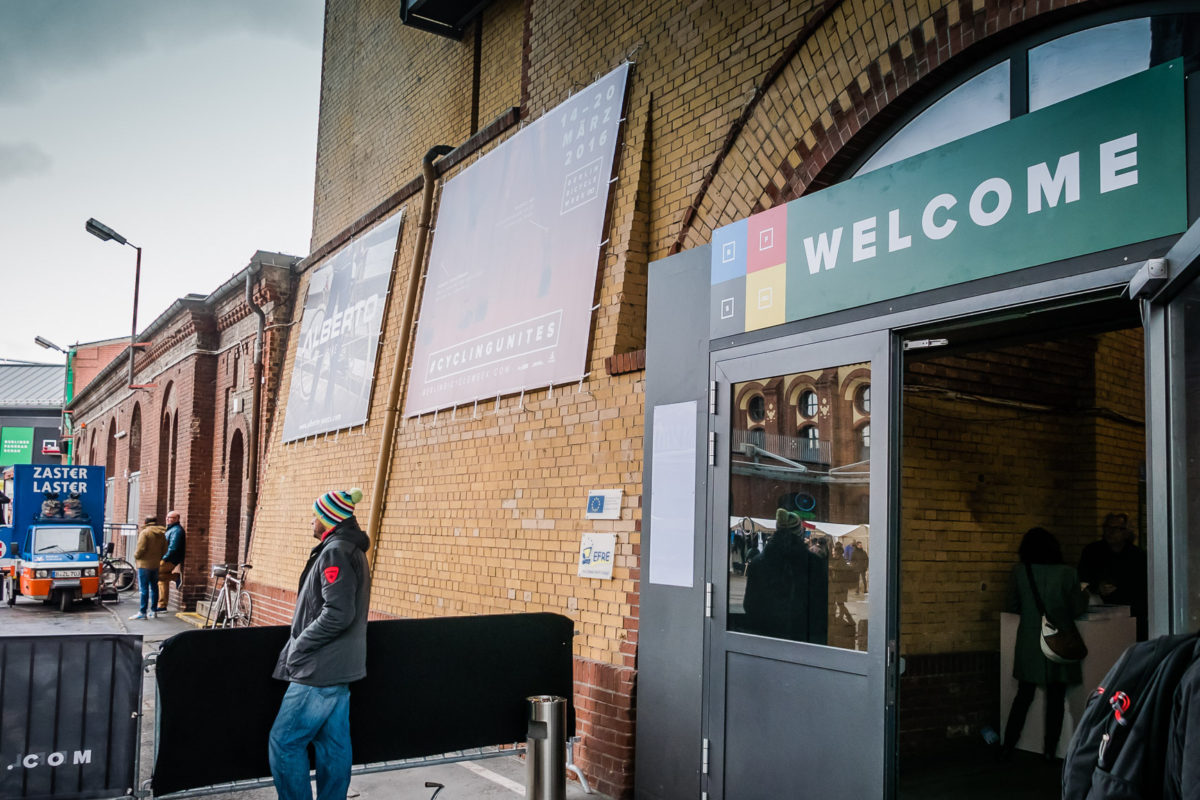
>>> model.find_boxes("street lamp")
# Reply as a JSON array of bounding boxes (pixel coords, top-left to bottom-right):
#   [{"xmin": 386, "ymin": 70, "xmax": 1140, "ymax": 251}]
[
  {"xmin": 85, "ymin": 217, "xmax": 142, "ymax": 389},
  {"xmin": 34, "ymin": 335, "xmax": 72, "ymax": 464},
  {"xmin": 33, "ymin": 336, "xmax": 68, "ymax": 354}
]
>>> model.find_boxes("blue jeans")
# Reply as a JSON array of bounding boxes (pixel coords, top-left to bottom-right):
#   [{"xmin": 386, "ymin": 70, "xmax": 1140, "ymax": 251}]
[
  {"xmin": 269, "ymin": 682, "xmax": 352, "ymax": 800},
  {"xmin": 136, "ymin": 568, "xmax": 159, "ymax": 614}
]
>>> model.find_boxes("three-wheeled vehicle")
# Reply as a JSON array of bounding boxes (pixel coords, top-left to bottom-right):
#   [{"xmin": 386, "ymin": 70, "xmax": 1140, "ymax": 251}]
[{"xmin": 1, "ymin": 464, "xmax": 107, "ymax": 611}]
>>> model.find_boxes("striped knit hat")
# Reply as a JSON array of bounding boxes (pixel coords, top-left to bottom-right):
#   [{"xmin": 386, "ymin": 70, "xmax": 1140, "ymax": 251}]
[{"xmin": 314, "ymin": 488, "xmax": 363, "ymax": 529}]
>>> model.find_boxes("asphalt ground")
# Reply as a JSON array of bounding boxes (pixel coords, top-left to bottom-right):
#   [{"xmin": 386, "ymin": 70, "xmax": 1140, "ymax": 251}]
[{"xmin": 2, "ymin": 595, "xmax": 604, "ymax": 799}]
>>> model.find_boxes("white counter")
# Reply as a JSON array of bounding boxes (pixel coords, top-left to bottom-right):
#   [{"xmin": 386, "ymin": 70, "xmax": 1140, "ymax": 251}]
[{"xmin": 999, "ymin": 608, "xmax": 1136, "ymax": 756}]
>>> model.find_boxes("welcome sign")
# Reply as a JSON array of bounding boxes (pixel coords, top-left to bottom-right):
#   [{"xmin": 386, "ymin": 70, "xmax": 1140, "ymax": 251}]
[{"xmin": 710, "ymin": 60, "xmax": 1186, "ymax": 337}]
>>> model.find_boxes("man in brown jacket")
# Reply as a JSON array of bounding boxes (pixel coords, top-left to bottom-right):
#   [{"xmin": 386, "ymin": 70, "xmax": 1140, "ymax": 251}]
[{"xmin": 131, "ymin": 515, "xmax": 167, "ymax": 620}]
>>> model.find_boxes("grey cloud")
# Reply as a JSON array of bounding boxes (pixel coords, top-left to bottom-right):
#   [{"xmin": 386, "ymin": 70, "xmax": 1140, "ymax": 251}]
[
  {"xmin": 0, "ymin": 142, "xmax": 52, "ymax": 182},
  {"xmin": 0, "ymin": 0, "xmax": 322, "ymax": 104}
]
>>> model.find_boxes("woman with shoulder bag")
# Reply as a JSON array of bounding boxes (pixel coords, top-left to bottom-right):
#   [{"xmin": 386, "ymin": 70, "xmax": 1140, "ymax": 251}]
[{"xmin": 1001, "ymin": 526, "xmax": 1090, "ymax": 760}]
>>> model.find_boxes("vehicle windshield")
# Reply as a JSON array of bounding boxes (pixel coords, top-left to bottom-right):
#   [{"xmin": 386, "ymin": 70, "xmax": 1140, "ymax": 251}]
[{"xmin": 32, "ymin": 526, "xmax": 94, "ymax": 554}]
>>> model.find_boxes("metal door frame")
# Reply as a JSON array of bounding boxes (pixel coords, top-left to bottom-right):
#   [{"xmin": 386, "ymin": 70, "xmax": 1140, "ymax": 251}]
[
  {"xmin": 700, "ymin": 257, "xmax": 1144, "ymax": 799},
  {"xmin": 703, "ymin": 328, "xmax": 895, "ymax": 799}
]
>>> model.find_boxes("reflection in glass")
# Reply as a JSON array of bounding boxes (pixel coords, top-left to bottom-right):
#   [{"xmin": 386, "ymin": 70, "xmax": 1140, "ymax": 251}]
[
  {"xmin": 728, "ymin": 364, "xmax": 872, "ymax": 651},
  {"xmin": 1029, "ymin": 18, "xmax": 1150, "ymax": 111},
  {"xmin": 855, "ymin": 61, "xmax": 1010, "ymax": 176}
]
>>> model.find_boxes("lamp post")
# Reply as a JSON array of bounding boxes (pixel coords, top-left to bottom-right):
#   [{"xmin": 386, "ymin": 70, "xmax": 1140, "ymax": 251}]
[
  {"xmin": 85, "ymin": 218, "xmax": 142, "ymax": 389},
  {"xmin": 34, "ymin": 336, "xmax": 71, "ymax": 464}
]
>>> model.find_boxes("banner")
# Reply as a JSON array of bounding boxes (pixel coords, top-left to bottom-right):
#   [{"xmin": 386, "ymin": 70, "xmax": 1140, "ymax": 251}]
[
  {"xmin": 1, "ymin": 427, "xmax": 34, "ymax": 466},
  {"xmin": 405, "ymin": 63, "xmax": 631, "ymax": 416},
  {"xmin": 709, "ymin": 60, "xmax": 1186, "ymax": 337},
  {"xmin": 0, "ymin": 635, "xmax": 142, "ymax": 800},
  {"xmin": 282, "ymin": 208, "xmax": 404, "ymax": 441},
  {"xmin": 152, "ymin": 614, "xmax": 574, "ymax": 794}
]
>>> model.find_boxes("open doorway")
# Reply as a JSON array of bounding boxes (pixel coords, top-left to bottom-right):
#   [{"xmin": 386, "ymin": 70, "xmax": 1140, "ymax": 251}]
[{"xmin": 896, "ymin": 296, "xmax": 1148, "ymax": 799}]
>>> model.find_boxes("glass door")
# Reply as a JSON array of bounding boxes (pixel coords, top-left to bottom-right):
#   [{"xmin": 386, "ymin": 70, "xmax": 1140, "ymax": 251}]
[{"xmin": 705, "ymin": 330, "xmax": 893, "ymax": 799}]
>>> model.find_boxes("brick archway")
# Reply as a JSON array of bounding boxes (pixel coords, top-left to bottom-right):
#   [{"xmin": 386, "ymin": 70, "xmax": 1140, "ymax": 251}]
[{"xmin": 675, "ymin": 0, "xmax": 1105, "ymax": 253}]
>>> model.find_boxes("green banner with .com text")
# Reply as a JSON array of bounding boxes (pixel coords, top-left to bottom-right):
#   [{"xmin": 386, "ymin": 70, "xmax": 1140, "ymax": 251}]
[{"xmin": 709, "ymin": 60, "xmax": 1186, "ymax": 336}]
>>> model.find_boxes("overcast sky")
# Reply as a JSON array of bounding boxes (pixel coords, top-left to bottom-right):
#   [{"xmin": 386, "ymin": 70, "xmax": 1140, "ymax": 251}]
[{"xmin": 0, "ymin": 0, "xmax": 324, "ymax": 364}]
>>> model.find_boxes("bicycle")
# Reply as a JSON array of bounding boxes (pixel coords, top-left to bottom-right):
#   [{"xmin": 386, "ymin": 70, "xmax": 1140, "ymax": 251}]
[
  {"xmin": 205, "ymin": 563, "xmax": 253, "ymax": 628},
  {"xmin": 100, "ymin": 542, "xmax": 136, "ymax": 594}
]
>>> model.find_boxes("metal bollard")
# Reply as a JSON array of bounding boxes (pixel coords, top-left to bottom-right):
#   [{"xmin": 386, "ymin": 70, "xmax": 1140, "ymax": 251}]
[{"xmin": 526, "ymin": 695, "xmax": 567, "ymax": 800}]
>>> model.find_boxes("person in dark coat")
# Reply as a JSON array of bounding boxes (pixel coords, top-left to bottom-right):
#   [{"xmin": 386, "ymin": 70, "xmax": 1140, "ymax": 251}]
[
  {"xmin": 1002, "ymin": 526, "xmax": 1089, "ymax": 760},
  {"xmin": 155, "ymin": 510, "xmax": 186, "ymax": 612},
  {"xmin": 1078, "ymin": 512, "xmax": 1148, "ymax": 640},
  {"xmin": 269, "ymin": 488, "xmax": 371, "ymax": 800},
  {"xmin": 743, "ymin": 509, "xmax": 828, "ymax": 644}
]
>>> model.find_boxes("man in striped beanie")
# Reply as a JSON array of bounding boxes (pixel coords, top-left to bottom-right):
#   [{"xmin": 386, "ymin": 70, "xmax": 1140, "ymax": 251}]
[{"xmin": 269, "ymin": 488, "xmax": 371, "ymax": 800}]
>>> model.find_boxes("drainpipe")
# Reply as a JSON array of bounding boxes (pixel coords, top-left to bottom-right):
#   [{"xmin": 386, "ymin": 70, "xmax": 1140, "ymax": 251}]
[
  {"xmin": 243, "ymin": 266, "xmax": 266, "ymax": 564},
  {"xmin": 366, "ymin": 144, "xmax": 453, "ymax": 571}
]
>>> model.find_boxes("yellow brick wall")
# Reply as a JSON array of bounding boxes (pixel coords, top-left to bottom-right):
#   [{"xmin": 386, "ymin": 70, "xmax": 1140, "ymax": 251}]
[{"xmin": 254, "ymin": 0, "xmax": 1118, "ymax": 692}]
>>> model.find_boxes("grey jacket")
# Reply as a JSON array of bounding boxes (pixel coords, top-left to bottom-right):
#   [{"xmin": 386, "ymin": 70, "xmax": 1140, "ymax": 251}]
[{"xmin": 272, "ymin": 517, "xmax": 371, "ymax": 687}]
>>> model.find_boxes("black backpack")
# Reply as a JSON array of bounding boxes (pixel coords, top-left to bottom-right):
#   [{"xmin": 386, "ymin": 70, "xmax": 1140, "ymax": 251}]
[{"xmin": 1062, "ymin": 632, "xmax": 1200, "ymax": 799}]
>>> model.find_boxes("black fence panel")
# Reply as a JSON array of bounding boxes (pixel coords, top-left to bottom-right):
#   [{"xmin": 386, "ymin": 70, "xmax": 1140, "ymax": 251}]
[
  {"xmin": 0, "ymin": 635, "xmax": 143, "ymax": 800},
  {"xmin": 152, "ymin": 612, "xmax": 574, "ymax": 795}
]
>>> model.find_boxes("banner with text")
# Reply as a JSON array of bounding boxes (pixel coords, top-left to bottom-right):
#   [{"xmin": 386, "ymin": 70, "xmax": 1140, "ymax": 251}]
[
  {"xmin": 710, "ymin": 61, "xmax": 1186, "ymax": 338},
  {"xmin": 404, "ymin": 63, "xmax": 630, "ymax": 416},
  {"xmin": 283, "ymin": 209, "xmax": 404, "ymax": 441}
]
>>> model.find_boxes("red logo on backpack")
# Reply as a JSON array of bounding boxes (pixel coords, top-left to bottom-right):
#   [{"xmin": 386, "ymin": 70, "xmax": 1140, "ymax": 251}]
[{"xmin": 323, "ymin": 566, "xmax": 339, "ymax": 584}]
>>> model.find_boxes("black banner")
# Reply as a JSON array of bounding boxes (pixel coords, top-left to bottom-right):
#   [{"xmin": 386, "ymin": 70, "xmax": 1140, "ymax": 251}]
[
  {"xmin": 0, "ymin": 635, "xmax": 143, "ymax": 800},
  {"xmin": 152, "ymin": 613, "xmax": 575, "ymax": 795}
]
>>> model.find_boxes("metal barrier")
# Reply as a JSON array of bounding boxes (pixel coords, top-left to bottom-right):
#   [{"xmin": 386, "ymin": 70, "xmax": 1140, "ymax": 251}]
[{"xmin": 0, "ymin": 634, "xmax": 143, "ymax": 800}]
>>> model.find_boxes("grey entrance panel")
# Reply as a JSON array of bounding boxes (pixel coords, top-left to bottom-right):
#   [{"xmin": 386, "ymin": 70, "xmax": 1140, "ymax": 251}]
[
  {"xmin": 724, "ymin": 653, "xmax": 873, "ymax": 798},
  {"xmin": 637, "ymin": 245, "xmax": 712, "ymax": 800},
  {"xmin": 707, "ymin": 333, "xmax": 890, "ymax": 799}
]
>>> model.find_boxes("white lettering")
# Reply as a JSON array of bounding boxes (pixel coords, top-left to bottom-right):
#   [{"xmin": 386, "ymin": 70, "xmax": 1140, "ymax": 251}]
[
  {"xmin": 1100, "ymin": 133, "xmax": 1138, "ymax": 193},
  {"xmin": 888, "ymin": 209, "xmax": 911, "ymax": 252},
  {"xmin": 47, "ymin": 752, "xmax": 64, "ymax": 767},
  {"xmin": 969, "ymin": 177, "xmax": 1012, "ymax": 227},
  {"xmin": 803, "ymin": 228, "xmax": 844, "ymax": 274},
  {"xmin": 1027, "ymin": 152, "xmax": 1080, "ymax": 213},
  {"xmin": 73, "ymin": 750, "xmax": 92, "ymax": 765},
  {"xmin": 852, "ymin": 217, "xmax": 877, "ymax": 262},
  {"xmin": 23, "ymin": 754, "xmax": 38, "ymax": 768},
  {"xmin": 922, "ymin": 194, "xmax": 958, "ymax": 240}
]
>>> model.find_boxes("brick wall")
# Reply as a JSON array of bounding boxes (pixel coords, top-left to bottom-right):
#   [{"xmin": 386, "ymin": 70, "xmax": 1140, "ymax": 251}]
[
  {"xmin": 70, "ymin": 261, "xmax": 297, "ymax": 613},
  {"xmin": 249, "ymin": 1, "xmax": 1144, "ymax": 795}
]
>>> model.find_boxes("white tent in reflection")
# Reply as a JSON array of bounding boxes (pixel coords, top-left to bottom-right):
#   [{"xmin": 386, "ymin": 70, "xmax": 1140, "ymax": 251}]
[{"xmin": 729, "ymin": 516, "xmax": 869, "ymax": 550}]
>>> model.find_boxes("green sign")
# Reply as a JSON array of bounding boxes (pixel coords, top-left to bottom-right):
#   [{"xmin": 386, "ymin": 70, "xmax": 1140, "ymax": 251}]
[
  {"xmin": 710, "ymin": 60, "xmax": 1187, "ymax": 336},
  {"xmin": 0, "ymin": 427, "xmax": 34, "ymax": 466}
]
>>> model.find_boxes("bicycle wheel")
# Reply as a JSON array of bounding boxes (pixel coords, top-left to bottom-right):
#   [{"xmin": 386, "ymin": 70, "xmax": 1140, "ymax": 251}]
[
  {"xmin": 232, "ymin": 590, "xmax": 253, "ymax": 627},
  {"xmin": 110, "ymin": 559, "xmax": 136, "ymax": 592}
]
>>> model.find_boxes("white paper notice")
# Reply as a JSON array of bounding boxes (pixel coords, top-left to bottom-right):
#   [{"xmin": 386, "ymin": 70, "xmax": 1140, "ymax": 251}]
[{"xmin": 648, "ymin": 401, "xmax": 697, "ymax": 587}]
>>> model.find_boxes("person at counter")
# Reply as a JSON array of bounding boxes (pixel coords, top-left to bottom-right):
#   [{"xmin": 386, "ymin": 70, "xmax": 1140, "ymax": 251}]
[
  {"xmin": 1002, "ymin": 526, "xmax": 1089, "ymax": 761},
  {"xmin": 1078, "ymin": 512, "xmax": 1148, "ymax": 640}
]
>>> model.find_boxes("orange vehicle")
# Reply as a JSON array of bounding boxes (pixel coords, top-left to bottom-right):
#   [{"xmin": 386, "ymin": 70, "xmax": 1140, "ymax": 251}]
[{"xmin": 2, "ymin": 465, "xmax": 106, "ymax": 612}]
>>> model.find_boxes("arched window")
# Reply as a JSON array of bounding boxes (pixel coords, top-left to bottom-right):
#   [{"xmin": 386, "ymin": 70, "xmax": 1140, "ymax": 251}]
[
  {"xmin": 128, "ymin": 404, "xmax": 142, "ymax": 473},
  {"xmin": 748, "ymin": 395, "xmax": 766, "ymax": 423},
  {"xmin": 850, "ymin": 13, "xmax": 1200, "ymax": 178},
  {"xmin": 106, "ymin": 422, "xmax": 117, "ymax": 472},
  {"xmin": 858, "ymin": 422, "xmax": 871, "ymax": 461},
  {"xmin": 799, "ymin": 390, "xmax": 818, "ymax": 419},
  {"xmin": 855, "ymin": 384, "xmax": 871, "ymax": 415}
]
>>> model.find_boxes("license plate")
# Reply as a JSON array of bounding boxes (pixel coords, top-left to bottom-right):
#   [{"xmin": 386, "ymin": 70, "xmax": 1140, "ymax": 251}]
[{"xmin": 54, "ymin": 570, "xmax": 81, "ymax": 578}]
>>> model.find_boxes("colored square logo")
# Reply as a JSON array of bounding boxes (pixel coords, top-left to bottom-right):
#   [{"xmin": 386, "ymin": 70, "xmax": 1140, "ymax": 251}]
[
  {"xmin": 747, "ymin": 204, "xmax": 787, "ymax": 273},
  {"xmin": 710, "ymin": 276, "xmax": 746, "ymax": 339},
  {"xmin": 711, "ymin": 219, "xmax": 747, "ymax": 285},
  {"xmin": 745, "ymin": 264, "xmax": 786, "ymax": 331}
]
